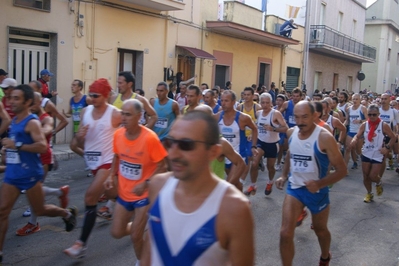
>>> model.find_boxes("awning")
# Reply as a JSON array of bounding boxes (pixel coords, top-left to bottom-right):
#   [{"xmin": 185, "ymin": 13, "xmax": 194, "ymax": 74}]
[
  {"xmin": 206, "ymin": 21, "xmax": 300, "ymax": 46},
  {"xmin": 176, "ymin": 46, "xmax": 217, "ymax": 60}
]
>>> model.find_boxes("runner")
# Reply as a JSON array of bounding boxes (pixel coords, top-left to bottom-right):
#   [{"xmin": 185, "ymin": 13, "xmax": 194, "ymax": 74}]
[
  {"xmin": 104, "ymin": 99, "xmax": 167, "ymax": 265},
  {"xmin": 182, "ymin": 85, "xmax": 201, "ymax": 114},
  {"xmin": 349, "ymin": 104, "xmax": 395, "ymax": 203},
  {"xmin": 141, "ymin": 111, "xmax": 254, "ymax": 265},
  {"xmin": 64, "ymin": 78, "xmax": 121, "ymax": 258},
  {"xmin": 275, "ymin": 94, "xmax": 288, "ymax": 171},
  {"xmin": 204, "ymin": 89, "xmax": 221, "ymax": 114},
  {"xmin": 275, "ymin": 101, "xmax": 347, "ymax": 266},
  {"xmin": 321, "ymin": 100, "xmax": 347, "ymax": 145},
  {"xmin": 0, "ymin": 85, "xmax": 76, "ymax": 263},
  {"xmin": 175, "ymin": 83, "xmax": 188, "ymax": 111}
]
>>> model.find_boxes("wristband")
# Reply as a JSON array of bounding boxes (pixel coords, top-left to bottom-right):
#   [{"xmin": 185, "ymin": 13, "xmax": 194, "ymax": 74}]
[{"xmin": 251, "ymin": 146, "xmax": 257, "ymax": 149}]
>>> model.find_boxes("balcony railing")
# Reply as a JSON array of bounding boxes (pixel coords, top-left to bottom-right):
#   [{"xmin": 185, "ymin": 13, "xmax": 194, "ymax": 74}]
[{"xmin": 309, "ymin": 25, "xmax": 376, "ymax": 62}]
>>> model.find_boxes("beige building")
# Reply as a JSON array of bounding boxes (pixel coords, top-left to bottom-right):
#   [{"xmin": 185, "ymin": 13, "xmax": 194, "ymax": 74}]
[
  {"xmin": 363, "ymin": 0, "xmax": 399, "ymax": 94},
  {"xmin": 306, "ymin": 0, "xmax": 376, "ymax": 94},
  {"xmin": 0, "ymin": 0, "xmax": 299, "ymax": 143}
]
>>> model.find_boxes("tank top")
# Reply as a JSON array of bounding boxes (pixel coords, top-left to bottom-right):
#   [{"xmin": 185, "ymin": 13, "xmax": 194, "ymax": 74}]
[
  {"xmin": 113, "ymin": 93, "xmax": 146, "ymax": 125},
  {"xmin": 176, "ymin": 93, "xmax": 188, "ymax": 111},
  {"xmin": 348, "ymin": 105, "xmax": 365, "ymax": 134},
  {"xmin": 5, "ymin": 114, "xmax": 43, "ymax": 179},
  {"xmin": 379, "ymin": 107, "xmax": 396, "ymax": 130},
  {"xmin": 288, "ymin": 126, "xmax": 329, "ymax": 190},
  {"xmin": 70, "ymin": 95, "xmax": 88, "ymax": 133},
  {"xmin": 337, "ymin": 103, "xmax": 348, "ymax": 118},
  {"xmin": 82, "ymin": 105, "xmax": 117, "ymax": 170},
  {"xmin": 256, "ymin": 109, "xmax": 279, "ymax": 143},
  {"xmin": 149, "ymin": 177, "xmax": 230, "ymax": 266},
  {"xmin": 153, "ymin": 98, "xmax": 176, "ymax": 141},
  {"xmin": 218, "ymin": 111, "xmax": 246, "ymax": 163},
  {"xmin": 39, "ymin": 113, "xmax": 52, "ymax": 165},
  {"xmin": 41, "ymin": 98, "xmax": 50, "ymax": 108},
  {"xmin": 362, "ymin": 121, "xmax": 384, "ymax": 162},
  {"xmin": 212, "ymin": 104, "xmax": 221, "ymax": 114},
  {"xmin": 241, "ymin": 104, "xmax": 257, "ymax": 137},
  {"xmin": 2, "ymin": 97, "xmax": 15, "ymax": 119},
  {"xmin": 325, "ymin": 115, "xmax": 334, "ymax": 131},
  {"xmin": 284, "ymin": 100, "xmax": 296, "ymax": 128}
]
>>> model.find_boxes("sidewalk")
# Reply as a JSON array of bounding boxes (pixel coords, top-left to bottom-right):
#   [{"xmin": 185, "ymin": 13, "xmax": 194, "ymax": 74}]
[{"xmin": 53, "ymin": 143, "xmax": 81, "ymax": 161}]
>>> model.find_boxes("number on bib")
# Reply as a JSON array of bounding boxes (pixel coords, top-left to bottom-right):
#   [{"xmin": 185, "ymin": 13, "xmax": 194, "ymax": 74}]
[
  {"xmin": 289, "ymin": 116, "xmax": 296, "ymax": 125},
  {"xmin": 290, "ymin": 154, "xmax": 314, "ymax": 173},
  {"xmin": 84, "ymin": 151, "xmax": 102, "ymax": 169},
  {"xmin": 119, "ymin": 161, "xmax": 142, "ymax": 180},
  {"xmin": 155, "ymin": 118, "xmax": 168, "ymax": 129},
  {"xmin": 6, "ymin": 149, "xmax": 21, "ymax": 164}
]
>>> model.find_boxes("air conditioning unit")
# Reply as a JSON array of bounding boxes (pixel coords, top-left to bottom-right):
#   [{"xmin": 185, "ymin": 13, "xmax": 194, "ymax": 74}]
[{"xmin": 311, "ymin": 29, "xmax": 321, "ymax": 43}]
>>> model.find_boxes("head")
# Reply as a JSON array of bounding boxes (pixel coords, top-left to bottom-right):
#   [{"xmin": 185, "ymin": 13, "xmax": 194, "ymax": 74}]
[
  {"xmin": 338, "ymin": 92, "xmax": 348, "ymax": 104},
  {"xmin": 0, "ymin": 69, "xmax": 8, "ymax": 83},
  {"xmin": 312, "ymin": 101, "xmax": 323, "ymax": 119},
  {"xmin": 276, "ymin": 94, "xmax": 285, "ymax": 107},
  {"xmin": 186, "ymin": 85, "xmax": 200, "ymax": 107},
  {"xmin": 29, "ymin": 80, "xmax": 42, "ymax": 94},
  {"xmin": 367, "ymin": 104, "xmax": 380, "ymax": 122},
  {"xmin": 121, "ymin": 99, "xmax": 143, "ymax": 129},
  {"xmin": 176, "ymin": 72, "xmax": 183, "ymax": 81},
  {"xmin": 312, "ymin": 93, "xmax": 323, "ymax": 101},
  {"xmin": 169, "ymin": 82, "xmax": 177, "ymax": 92},
  {"xmin": 135, "ymin": 88, "xmax": 145, "ymax": 96},
  {"xmin": 40, "ymin": 69, "xmax": 53, "ymax": 82},
  {"xmin": 352, "ymin": 93, "xmax": 361, "ymax": 106},
  {"xmin": 204, "ymin": 90, "xmax": 215, "ymax": 105},
  {"xmin": 118, "ymin": 71, "xmax": 135, "ymax": 94},
  {"xmin": 243, "ymin": 87, "xmax": 255, "ymax": 103},
  {"xmin": 225, "ymin": 81, "xmax": 232, "ymax": 89},
  {"xmin": 253, "ymin": 93, "xmax": 260, "ymax": 104},
  {"xmin": 221, "ymin": 90, "xmax": 236, "ymax": 111},
  {"xmin": 10, "ymin": 84, "xmax": 35, "ymax": 114},
  {"xmin": 271, "ymin": 82, "xmax": 276, "ymax": 90},
  {"xmin": 380, "ymin": 93, "xmax": 390, "ymax": 108},
  {"xmin": 195, "ymin": 104, "xmax": 213, "ymax": 115},
  {"xmin": 321, "ymin": 100, "xmax": 330, "ymax": 116},
  {"xmin": 329, "ymin": 91, "xmax": 336, "ymax": 98},
  {"xmin": 89, "ymin": 78, "xmax": 112, "ymax": 108},
  {"xmin": 200, "ymin": 83, "xmax": 209, "ymax": 92},
  {"xmin": 293, "ymin": 100, "xmax": 317, "ymax": 133},
  {"xmin": 251, "ymin": 84, "xmax": 257, "ymax": 90},
  {"xmin": 179, "ymin": 83, "xmax": 187, "ymax": 95},
  {"xmin": 30, "ymin": 92, "xmax": 43, "ymax": 114},
  {"xmin": 71, "ymin": 79, "xmax": 83, "ymax": 93},
  {"xmin": 166, "ymin": 111, "xmax": 221, "ymax": 180},
  {"xmin": 390, "ymin": 100, "xmax": 397, "ymax": 109},
  {"xmin": 156, "ymin": 81, "xmax": 169, "ymax": 100},
  {"xmin": 292, "ymin": 88, "xmax": 303, "ymax": 104},
  {"xmin": 290, "ymin": 19, "xmax": 294, "ymax": 23},
  {"xmin": 331, "ymin": 96, "xmax": 338, "ymax": 109},
  {"xmin": 1, "ymin": 78, "xmax": 18, "ymax": 97},
  {"xmin": 260, "ymin": 93, "xmax": 273, "ymax": 111},
  {"xmin": 212, "ymin": 88, "xmax": 219, "ymax": 99}
]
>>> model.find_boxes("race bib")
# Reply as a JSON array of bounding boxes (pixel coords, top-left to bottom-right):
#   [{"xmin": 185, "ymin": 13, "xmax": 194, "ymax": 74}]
[
  {"xmin": 258, "ymin": 123, "xmax": 268, "ymax": 135},
  {"xmin": 155, "ymin": 118, "xmax": 168, "ymax": 129},
  {"xmin": 289, "ymin": 115, "xmax": 296, "ymax": 125},
  {"xmin": 72, "ymin": 112, "xmax": 80, "ymax": 121},
  {"xmin": 222, "ymin": 134, "xmax": 236, "ymax": 143},
  {"xmin": 84, "ymin": 151, "xmax": 102, "ymax": 169},
  {"xmin": 119, "ymin": 161, "xmax": 142, "ymax": 180},
  {"xmin": 6, "ymin": 149, "xmax": 20, "ymax": 164},
  {"xmin": 290, "ymin": 154, "xmax": 314, "ymax": 173}
]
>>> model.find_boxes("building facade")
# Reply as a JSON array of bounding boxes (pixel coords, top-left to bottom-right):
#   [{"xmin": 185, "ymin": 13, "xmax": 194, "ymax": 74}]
[{"xmin": 363, "ymin": 0, "xmax": 399, "ymax": 94}]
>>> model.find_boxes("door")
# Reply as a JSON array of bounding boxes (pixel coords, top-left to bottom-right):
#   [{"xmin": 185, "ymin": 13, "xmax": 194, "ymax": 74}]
[
  {"xmin": 214, "ymin": 65, "xmax": 229, "ymax": 88},
  {"xmin": 346, "ymin": 76, "xmax": 353, "ymax": 92},
  {"xmin": 286, "ymin": 67, "xmax": 300, "ymax": 91},
  {"xmin": 177, "ymin": 55, "xmax": 195, "ymax": 80},
  {"xmin": 258, "ymin": 63, "xmax": 271, "ymax": 88},
  {"xmin": 333, "ymin": 73, "xmax": 339, "ymax": 91}
]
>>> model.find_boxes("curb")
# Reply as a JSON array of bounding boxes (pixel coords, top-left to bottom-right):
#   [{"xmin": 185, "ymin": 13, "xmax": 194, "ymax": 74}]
[{"xmin": 53, "ymin": 150, "xmax": 81, "ymax": 161}]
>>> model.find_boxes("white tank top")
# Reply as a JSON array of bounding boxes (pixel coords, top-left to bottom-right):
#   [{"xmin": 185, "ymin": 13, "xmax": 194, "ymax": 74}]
[
  {"xmin": 175, "ymin": 93, "xmax": 187, "ymax": 111},
  {"xmin": 41, "ymin": 98, "xmax": 50, "ymax": 108},
  {"xmin": 288, "ymin": 126, "xmax": 329, "ymax": 189},
  {"xmin": 379, "ymin": 107, "xmax": 397, "ymax": 129},
  {"xmin": 348, "ymin": 105, "xmax": 364, "ymax": 134},
  {"xmin": 82, "ymin": 104, "xmax": 118, "ymax": 169},
  {"xmin": 256, "ymin": 109, "xmax": 280, "ymax": 143},
  {"xmin": 149, "ymin": 177, "xmax": 230, "ymax": 266},
  {"xmin": 325, "ymin": 115, "xmax": 334, "ymax": 131},
  {"xmin": 362, "ymin": 121, "xmax": 384, "ymax": 162},
  {"xmin": 338, "ymin": 103, "xmax": 348, "ymax": 117}
]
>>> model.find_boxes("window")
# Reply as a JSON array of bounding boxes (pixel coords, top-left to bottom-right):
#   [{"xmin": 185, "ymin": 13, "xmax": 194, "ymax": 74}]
[
  {"xmin": 117, "ymin": 49, "xmax": 144, "ymax": 91},
  {"xmin": 352, "ymin": 20, "xmax": 357, "ymax": 38},
  {"xmin": 338, "ymin": 12, "xmax": 343, "ymax": 32},
  {"xmin": 314, "ymin": 72, "xmax": 322, "ymax": 92},
  {"xmin": 319, "ymin": 3, "xmax": 326, "ymax": 25},
  {"xmin": 347, "ymin": 76, "xmax": 353, "ymax": 92},
  {"xmin": 14, "ymin": 0, "xmax": 51, "ymax": 12}
]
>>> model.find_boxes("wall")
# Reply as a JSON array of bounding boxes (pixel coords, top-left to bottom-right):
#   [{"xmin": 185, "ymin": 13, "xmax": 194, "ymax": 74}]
[{"xmin": 223, "ymin": 1, "xmax": 263, "ymax": 30}]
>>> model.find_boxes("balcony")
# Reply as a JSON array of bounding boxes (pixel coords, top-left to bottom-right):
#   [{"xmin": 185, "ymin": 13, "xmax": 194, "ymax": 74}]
[
  {"xmin": 118, "ymin": 0, "xmax": 185, "ymax": 11},
  {"xmin": 309, "ymin": 25, "xmax": 376, "ymax": 63}
]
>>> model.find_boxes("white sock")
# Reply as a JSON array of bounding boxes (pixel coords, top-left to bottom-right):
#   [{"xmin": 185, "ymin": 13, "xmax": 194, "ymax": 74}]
[
  {"xmin": 135, "ymin": 260, "xmax": 140, "ymax": 266},
  {"xmin": 42, "ymin": 186, "xmax": 62, "ymax": 197}
]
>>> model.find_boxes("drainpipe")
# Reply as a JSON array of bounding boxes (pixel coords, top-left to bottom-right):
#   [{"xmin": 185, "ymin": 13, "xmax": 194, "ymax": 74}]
[
  {"xmin": 302, "ymin": 0, "xmax": 311, "ymax": 92},
  {"xmin": 280, "ymin": 45, "xmax": 285, "ymax": 89}
]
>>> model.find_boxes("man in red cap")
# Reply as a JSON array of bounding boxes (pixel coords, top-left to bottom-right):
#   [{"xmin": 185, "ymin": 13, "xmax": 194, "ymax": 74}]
[{"xmin": 64, "ymin": 78, "xmax": 122, "ymax": 259}]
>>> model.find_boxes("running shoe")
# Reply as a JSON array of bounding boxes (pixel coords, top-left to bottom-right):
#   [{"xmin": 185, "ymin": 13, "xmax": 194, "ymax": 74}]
[
  {"xmin": 296, "ymin": 209, "xmax": 308, "ymax": 227},
  {"xmin": 22, "ymin": 208, "xmax": 31, "ymax": 217},
  {"xmin": 20, "ymin": 190, "xmax": 26, "ymax": 194},
  {"xmin": 319, "ymin": 252, "xmax": 331, "ymax": 266},
  {"xmin": 244, "ymin": 185, "xmax": 257, "ymax": 196},
  {"xmin": 376, "ymin": 183, "xmax": 384, "ymax": 196},
  {"xmin": 97, "ymin": 206, "xmax": 113, "ymax": 220},
  {"xmin": 259, "ymin": 160, "xmax": 265, "ymax": 172},
  {"xmin": 87, "ymin": 172, "xmax": 94, "ymax": 177},
  {"xmin": 64, "ymin": 240, "xmax": 87, "ymax": 259},
  {"xmin": 351, "ymin": 162, "xmax": 358, "ymax": 169},
  {"xmin": 16, "ymin": 222, "xmax": 40, "ymax": 236},
  {"xmin": 98, "ymin": 194, "xmax": 107, "ymax": 203},
  {"xmin": 363, "ymin": 193, "xmax": 374, "ymax": 203},
  {"xmin": 275, "ymin": 164, "xmax": 282, "ymax": 171},
  {"xmin": 265, "ymin": 183, "xmax": 273, "ymax": 196},
  {"xmin": 59, "ymin": 185, "xmax": 70, "ymax": 209},
  {"xmin": 63, "ymin": 206, "xmax": 77, "ymax": 232}
]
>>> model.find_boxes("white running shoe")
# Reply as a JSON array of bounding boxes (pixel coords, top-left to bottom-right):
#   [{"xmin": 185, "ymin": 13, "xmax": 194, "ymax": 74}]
[
  {"xmin": 64, "ymin": 240, "xmax": 87, "ymax": 259},
  {"xmin": 22, "ymin": 208, "xmax": 31, "ymax": 217}
]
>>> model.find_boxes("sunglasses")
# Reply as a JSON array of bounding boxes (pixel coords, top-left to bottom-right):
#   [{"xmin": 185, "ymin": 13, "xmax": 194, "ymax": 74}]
[
  {"xmin": 164, "ymin": 137, "xmax": 211, "ymax": 151},
  {"xmin": 368, "ymin": 113, "xmax": 378, "ymax": 117},
  {"xmin": 89, "ymin": 93, "xmax": 101, "ymax": 98}
]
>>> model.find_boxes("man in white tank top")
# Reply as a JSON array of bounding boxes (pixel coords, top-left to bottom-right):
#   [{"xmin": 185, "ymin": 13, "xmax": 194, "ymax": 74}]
[
  {"xmin": 141, "ymin": 111, "xmax": 254, "ymax": 266},
  {"xmin": 275, "ymin": 101, "xmax": 347, "ymax": 266},
  {"xmin": 247, "ymin": 93, "xmax": 287, "ymax": 197},
  {"xmin": 349, "ymin": 104, "xmax": 395, "ymax": 203},
  {"xmin": 64, "ymin": 78, "xmax": 122, "ymax": 259}
]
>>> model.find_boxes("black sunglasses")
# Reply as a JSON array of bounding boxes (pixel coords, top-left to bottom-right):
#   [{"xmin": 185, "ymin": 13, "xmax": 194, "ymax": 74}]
[
  {"xmin": 164, "ymin": 137, "xmax": 211, "ymax": 151},
  {"xmin": 89, "ymin": 93, "xmax": 101, "ymax": 98},
  {"xmin": 368, "ymin": 113, "xmax": 378, "ymax": 117}
]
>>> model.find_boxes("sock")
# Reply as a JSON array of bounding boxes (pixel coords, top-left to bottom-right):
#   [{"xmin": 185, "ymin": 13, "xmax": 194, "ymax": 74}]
[
  {"xmin": 42, "ymin": 186, "xmax": 62, "ymax": 197},
  {"xmin": 268, "ymin": 180, "xmax": 273, "ymax": 184},
  {"xmin": 79, "ymin": 205, "xmax": 97, "ymax": 243},
  {"xmin": 29, "ymin": 208, "xmax": 38, "ymax": 225},
  {"xmin": 105, "ymin": 200, "xmax": 115, "ymax": 212},
  {"xmin": 251, "ymin": 183, "xmax": 256, "ymax": 186}
]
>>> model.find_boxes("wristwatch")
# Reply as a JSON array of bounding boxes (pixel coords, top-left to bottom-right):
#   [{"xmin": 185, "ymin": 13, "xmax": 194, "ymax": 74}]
[
  {"xmin": 273, "ymin": 127, "xmax": 276, "ymax": 132},
  {"xmin": 385, "ymin": 145, "xmax": 391, "ymax": 149},
  {"xmin": 15, "ymin": 142, "xmax": 23, "ymax": 151}
]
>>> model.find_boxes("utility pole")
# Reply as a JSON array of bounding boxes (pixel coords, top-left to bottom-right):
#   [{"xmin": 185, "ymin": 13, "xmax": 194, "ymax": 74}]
[{"xmin": 302, "ymin": 0, "xmax": 311, "ymax": 92}]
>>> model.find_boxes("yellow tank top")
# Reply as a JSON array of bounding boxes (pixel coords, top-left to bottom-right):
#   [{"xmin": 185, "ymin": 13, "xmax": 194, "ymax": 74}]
[
  {"xmin": 241, "ymin": 104, "xmax": 257, "ymax": 137},
  {"xmin": 112, "ymin": 92, "xmax": 137, "ymax": 109}
]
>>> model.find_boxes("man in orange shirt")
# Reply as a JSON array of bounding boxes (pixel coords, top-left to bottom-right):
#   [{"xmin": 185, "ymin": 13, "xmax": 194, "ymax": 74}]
[{"xmin": 104, "ymin": 99, "xmax": 167, "ymax": 265}]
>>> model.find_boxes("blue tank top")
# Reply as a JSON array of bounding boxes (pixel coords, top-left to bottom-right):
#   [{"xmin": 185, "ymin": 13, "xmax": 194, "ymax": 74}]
[
  {"xmin": 5, "ymin": 114, "xmax": 43, "ymax": 179},
  {"xmin": 218, "ymin": 111, "xmax": 247, "ymax": 158},
  {"xmin": 212, "ymin": 104, "xmax": 221, "ymax": 114},
  {"xmin": 70, "ymin": 95, "xmax": 88, "ymax": 133},
  {"xmin": 153, "ymin": 98, "xmax": 176, "ymax": 141},
  {"xmin": 284, "ymin": 100, "xmax": 296, "ymax": 128}
]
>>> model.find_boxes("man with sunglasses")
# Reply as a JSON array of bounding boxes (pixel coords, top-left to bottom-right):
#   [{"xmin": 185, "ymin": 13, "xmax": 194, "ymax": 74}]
[
  {"xmin": 64, "ymin": 78, "xmax": 122, "ymax": 259},
  {"xmin": 104, "ymin": 99, "xmax": 167, "ymax": 266},
  {"xmin": 216, "ymin": 90, "xmax": 258, "ymax": 190},
  {"xmin": 349, "ymin": 104, "xmax": 395, "ymax": 203},
  {"xmin": 141, "ymin": 111, "xmax": 254, "ymax": 266}
]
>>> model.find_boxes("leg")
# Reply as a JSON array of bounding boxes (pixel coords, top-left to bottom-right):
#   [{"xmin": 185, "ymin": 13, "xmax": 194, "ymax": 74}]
[
  {"xmin": 110, "ymin": 202, "xmax": 134, "ymax": 239},
  {"xmin": 344, "ymin": 136, "xmax": 353, "ymax": 166},
  {"xmin": 280, "ymin": 195, "xmax": 305, "ymax": 266},
  {"xmin": 361, "ymin": 161, "xmax": 372, "ymax": 193},
  {"xmin": 130, "ymin": 205, "xmax": 150, "ymax": 260},
  {"xmin": 0, "ymin": 183, "xmax": 21, "ymax": 251},
  {"xmin": 311, "ymin": 206, "xmax": 331, "ymax": 260},
  {"xmin": 250, "ymin": 148, "xmax": 264, "ymax": 184},
  {"xmin": 369, "ymin": 163, "xmax": 383, "ymax": 184},
  {"xmin": 266, "ymin": 157, "xmax": 277, "ymax": 182}
]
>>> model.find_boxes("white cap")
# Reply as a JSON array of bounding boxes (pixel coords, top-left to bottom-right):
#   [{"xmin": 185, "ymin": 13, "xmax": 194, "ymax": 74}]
[
  {"xmin": 0, "ymin": 78, "xmax": 17, "ymax": 88},
  {"xmin": 396, "ymin": 97, "xmax": 399, "ymax": 101},
  {"xmin": 202, "ymin": 89, "xmax": 210, "ymax": 95}
]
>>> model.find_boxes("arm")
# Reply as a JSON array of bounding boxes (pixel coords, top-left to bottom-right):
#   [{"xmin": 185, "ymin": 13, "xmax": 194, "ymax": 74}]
[
  {"xmin": 132, "ymin": 159, "xmax": 167, "ymax": 196},
  {"xmin": 275, "ymin": 127, "xmax": 294, "ymax": 189},
  {"xmin": 141, "ymin": 97, "xmax": 158, "ymax": 129},
  {"xmin": 273, "ymin": 111, "xmax": 288, "ymax": 133},
  {"xmin": 86, "ymin": 96, "xmax": 93, "ymax": 105},
  {"xmin": 172, "ymin": 102, "xmax": 180, "ymax": 118},
  {"xmin": 111, "ymin": 108, "xmax": 122, "ymax": 128},
  {"xmin": 349, "ymin": 122, "xmax": 366, "ymax": 148},
  {"xmin": 279, "ymin": 101, "xmax": 288, "ymax": 113},
  {"xmin": 0, "ymin": 102, "xmax": 11, "ymax": 136},
  {"xmin": 222, "ymin": 138, "xmax": 246, "ymax": 186},
  {"xmin": 332, "ymin": 117, "xmax": 346, "ymax": 144},
  {"xmin": 362, "ymin": 106, "xmax": 368, "ymax": 120},
  {"xmin": 41, "ymin": 116, "xmax": 54, "ymax": 136},
  {"xmin": 62, "ymin": 104, "xmax": 72, "ymax": 118},
  {"xmin": 242, "ymin": 114, "xmax": 258, "ymax": 148},
  {"xmin": 382, "ymin": 123, "xmax": 396, "ymax": 155},
  {"xmin": 45, "ymin": 102, "xmax": 69, "ymax": 134},
  {"xmin": 104, "ymin": 154, "xmax": 119, "ymax": 190}
]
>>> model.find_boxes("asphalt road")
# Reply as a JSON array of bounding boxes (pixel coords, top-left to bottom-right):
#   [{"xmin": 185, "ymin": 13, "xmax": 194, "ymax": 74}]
[{"xmin": 1, "ymin": 158, "xmax": 399, "ymax": 266}]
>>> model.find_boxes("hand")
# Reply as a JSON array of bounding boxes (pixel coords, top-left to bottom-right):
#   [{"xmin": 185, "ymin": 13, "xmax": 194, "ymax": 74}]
[
  {"xmin": 304, "ymin": 180, "xmax": 320, "ymax": 193},
  {"xmin": 77, "ymin": 125, "xmax": 89, "ymax": 140},
  {"xmin": 264, "ymin": 125, "xmax": 274, "ymax": 131},
  {"xmin": 251, "ymin": 147, "xmax": 258, "ymax": 157},
  {"xmin": 379, "ymin": 147, "xmax": 390, "ymax": 156},
  {"xmin": 275, "ymin": 177, "xmax": 287, "ymax": 190},
  {"xmin": 2, "ymin": 138, "xmax": 16, "ymax": 149},
  {"xmin": 104, "ymin": 177, "xmax": 114, "ymax": 190},
  {"xmin": 348, "ymin": 139, "xmax": 356, "ymax": 150},
  {"xmin": 133, "ymin": 181, "xmax": 147, "ymax": 196},
  {"xmin": 247, "ymin": 136, "xmax": 252, "ymax": 142},
  {"xmin": 51, "ymin": 91, "xmax": 58, "ymax": 96}
]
